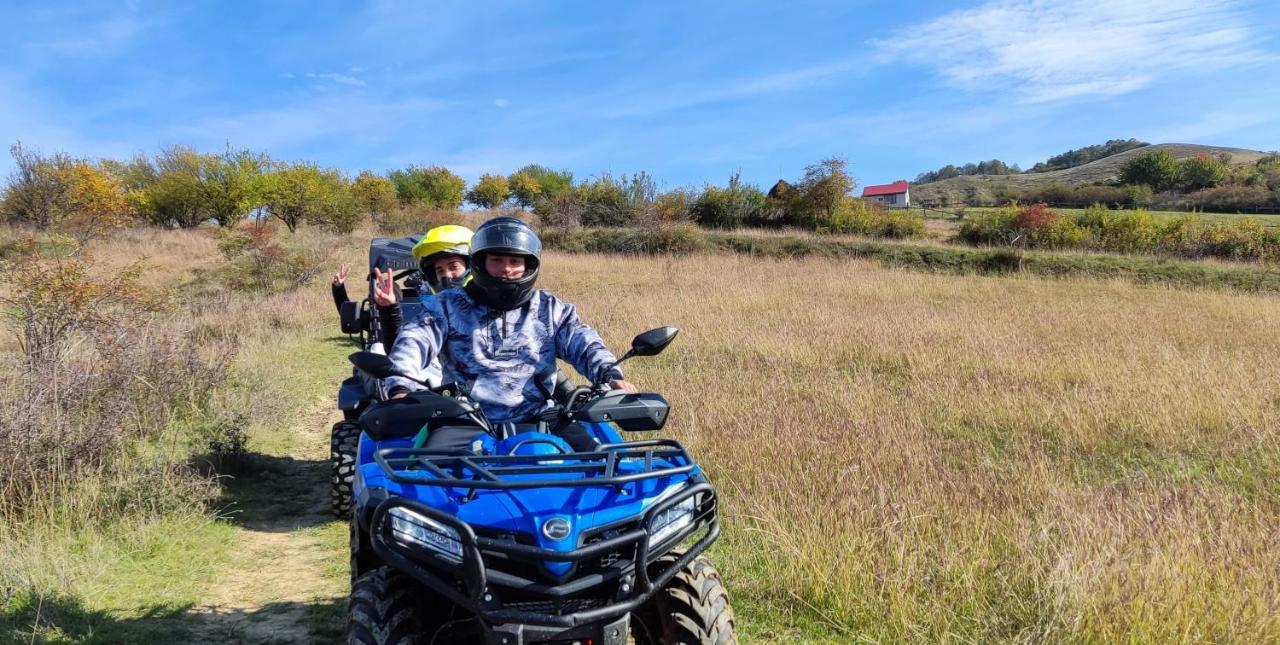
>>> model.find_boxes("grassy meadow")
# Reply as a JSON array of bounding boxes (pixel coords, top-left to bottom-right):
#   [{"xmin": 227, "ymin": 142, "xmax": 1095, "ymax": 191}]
[
  {"xmin": 548, "ymin": 252, "xmax": 1280, "ymax": 641},
  {"xmin": 3, "ymin": 224, "xmax": 1280, "ymax": 642}
]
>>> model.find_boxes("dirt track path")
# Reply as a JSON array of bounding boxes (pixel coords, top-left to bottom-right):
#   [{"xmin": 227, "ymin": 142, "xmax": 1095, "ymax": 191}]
[{"xmin": 188, "ymin": 397, "xmax": 348, "ymax": 644}]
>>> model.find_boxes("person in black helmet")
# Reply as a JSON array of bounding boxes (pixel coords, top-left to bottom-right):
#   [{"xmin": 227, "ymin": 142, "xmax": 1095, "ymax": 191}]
[{"xmin": 381, "ymin": 216, "xmax": 637, "ymax": 452}]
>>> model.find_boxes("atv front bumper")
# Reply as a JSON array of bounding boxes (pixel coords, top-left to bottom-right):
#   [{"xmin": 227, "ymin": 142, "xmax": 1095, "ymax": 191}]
[{"xmin": 366, "ymin": 481, "xmax": 719, "ymax": 642}]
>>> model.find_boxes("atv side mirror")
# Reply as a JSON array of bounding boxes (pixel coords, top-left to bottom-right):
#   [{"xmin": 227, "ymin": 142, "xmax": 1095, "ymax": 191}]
[
  {"xmin": 349, "ymin": 351, "xmax": 398, "ymax": 379},
  {"xmin": 627, "ymin": 326, "xmax": 678, "ymax": 358},
  {"xmin": 601, "ymin": 327, "xmax": 679, "ymax": 387}
]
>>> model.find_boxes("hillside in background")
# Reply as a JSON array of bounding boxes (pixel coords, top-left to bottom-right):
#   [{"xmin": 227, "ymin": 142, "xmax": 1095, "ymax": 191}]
[{"xmin": 911, "ymin": 143, "xmax": 1273, "ymax": 206}]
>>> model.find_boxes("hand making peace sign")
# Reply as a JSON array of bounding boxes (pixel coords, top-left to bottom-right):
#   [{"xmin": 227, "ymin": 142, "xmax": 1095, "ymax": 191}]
[
  {"xmin": 331, "ymin": 263, "xmax": 349, "ymax": 286},
  {"xmin": 373, "ymin": 268, "xmax": 397, "ymax": 307}
]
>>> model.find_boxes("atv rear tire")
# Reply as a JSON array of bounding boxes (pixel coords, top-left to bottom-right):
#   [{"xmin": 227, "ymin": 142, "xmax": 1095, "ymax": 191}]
[
  {"xmin": 632, "ymin": 554, "xmax": 737, "ymax": 645},
  {"xmin": 331, "ymin": 420, "xmax": 360, "ymax": 518}
]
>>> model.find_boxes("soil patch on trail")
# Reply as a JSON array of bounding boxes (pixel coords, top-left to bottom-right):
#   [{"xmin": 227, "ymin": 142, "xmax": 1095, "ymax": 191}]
[{"xmin": 188, "ymin": 398, "xmax": 349, "ymax": 644}]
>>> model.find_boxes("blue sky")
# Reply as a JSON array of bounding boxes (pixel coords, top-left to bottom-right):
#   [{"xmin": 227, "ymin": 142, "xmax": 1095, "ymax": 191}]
[{"xmin": 2, "ymin": 0, "xmax": 1278, "ymax": 189}]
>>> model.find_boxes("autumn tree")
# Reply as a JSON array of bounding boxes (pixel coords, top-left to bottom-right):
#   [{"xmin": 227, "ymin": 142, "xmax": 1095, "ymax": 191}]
[
  {"xmin": 1178, "ymin": 154, "xmax": 1228, "ymax": 191},
  {"xmin": 258, "ymin": 163, "xmax": 357, "ymax": 233},
  {"xmin": 143, "ymin": 146, "xmax": 209, "ymax": 228},
  {"xmin": 508, "ymin": 164, "xmax": 573, "ymax": 208},
  {"xmin": 789, "ymin": 157, "xmax": 856, "ymax": 227},
  {"xmin": 465, "ymin": 173, "xmax": 510, "ymax": 209},
  {"xmin": 388, "ymin": 165, "xmax": 465, "ymax": 209},
  {"xmin": 199, "ymin": 146, "xmax": 269, "ymax": 227},
  {"xmin": 2, "ymin": 143, "xmax": 74, "ymax": 228},
  {"xmin": 351, "ymin": 171, "xmax": 397, "ymax": 223}
]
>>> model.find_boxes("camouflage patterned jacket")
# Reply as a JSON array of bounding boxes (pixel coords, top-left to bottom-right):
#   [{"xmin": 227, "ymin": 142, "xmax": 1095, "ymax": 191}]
[{"xmin": 385, "ymin": 288, "xmax": 623, "ymax": 424}]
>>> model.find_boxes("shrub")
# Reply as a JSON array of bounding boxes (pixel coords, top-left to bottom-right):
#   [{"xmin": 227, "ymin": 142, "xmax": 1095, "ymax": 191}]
[
  {"xmin": 0, "ymin": 251, "xmax": 232, "ymax": 514},
  {"xmin": 1123, "ymin": 184, "xmax": 1154, "ymax": 208},
  {"xmin": 651, "ymin": 188, "xmax": 695, "ymax": 225},
  {"xmin": 534, "ymin": 190, "xmax": 586, "ymax": 228},
  {"xmin": 1179, "ymin": 155, "xmax": 1228, "ymax": 191},
  {"xmin": 577, "ymin": 176, "xmax": 631, "ymax": 227},
  {"xmin": 960, "ymin": 204, "xmax": 1084, "ymax": 248},
  {"xmin": 959, "ymin": 207, "xmax": 1021, "ymax": 246},
  {"xmin": 1181, "ymin": 185, "xmax": 1274, "ymax": 213},
  {"xmin": 216, "ymin": 221, "xmax": 326, "ymax": 292},
  {"xmin": 376, "ymin": 204, "xmax": 465, "ymax": 236},
  {"xmin": 1071, "ymin": 184, "xmax": 1129, "ymax": 207},
  {"xmin": 389, "ymin": 165, "xmax": 466, "ymax": 209},
  {"xmin": 1120, "ymin": 149, "xmax": 1180, "ymax": 191},
  {"xmin": 531, "ymin": 174, "xmax": 657, "ymax": 228},
  {"xmin": 689, "ymin": 173, "xmax": 765, "ymax": 229},
  {"xmin": 824, "ymin": 200, "xmax": 924, "ymax": 238},
  {"xmin": 1192, "ymin": 218, "xmax": 1270, "ymax": 261},
  {"xmin": 1075, "ymin": 206, "xmax": 1160, "ymax": 254}
]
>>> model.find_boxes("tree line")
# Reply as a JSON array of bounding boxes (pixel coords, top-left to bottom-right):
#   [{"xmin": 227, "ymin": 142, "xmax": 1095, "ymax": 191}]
[
  {"xmin": 914, "ymin": 138, "xmax": 1150, "ymax": 184},
  {"xmin": 0, "ymin": 143, "xmax": 926, "ymax": 240}
]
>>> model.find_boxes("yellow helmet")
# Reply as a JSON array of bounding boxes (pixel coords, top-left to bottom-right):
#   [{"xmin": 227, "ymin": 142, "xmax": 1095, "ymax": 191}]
[{"xmin": 412, "ymin": 225, "xmax": 474, "ymax": 292}]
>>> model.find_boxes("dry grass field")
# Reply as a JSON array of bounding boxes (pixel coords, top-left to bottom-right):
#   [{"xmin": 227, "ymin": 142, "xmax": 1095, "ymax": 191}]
[
  {"xmin": 544, "ymin": 253, "xmax": 1280, "ymax": 641},
  {"xmin": 4, "ymin": 224, "xmax": 1280, "ymax": 642}
]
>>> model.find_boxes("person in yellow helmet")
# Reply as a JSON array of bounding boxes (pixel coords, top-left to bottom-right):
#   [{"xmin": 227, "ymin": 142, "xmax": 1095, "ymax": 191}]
[
  {"xmin": 411, "ymin": 224, "xmax": 473, "ymax": 294},
  {"xmin": 374, "ymin": 224, "xmax": 474, "ymax": 347}
]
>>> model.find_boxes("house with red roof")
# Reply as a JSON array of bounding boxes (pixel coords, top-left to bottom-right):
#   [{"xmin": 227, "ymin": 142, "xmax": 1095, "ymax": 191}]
[{"xmin": 861, "ymin": 180, "xmax": 910, "ymax": 208}]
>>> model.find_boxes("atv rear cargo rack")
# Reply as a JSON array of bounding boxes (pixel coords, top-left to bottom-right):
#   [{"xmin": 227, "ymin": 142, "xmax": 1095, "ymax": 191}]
[{"xmin": 373, "ymin": 438, "xmax": 696, "ymax": 489}]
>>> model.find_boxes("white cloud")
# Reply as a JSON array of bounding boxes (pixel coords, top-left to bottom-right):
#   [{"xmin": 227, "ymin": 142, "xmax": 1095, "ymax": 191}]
[
  {"xmin": 876, "ymin": 0, "xmax": 1274, "ymax": 103},
  {"xmin": 493, "ymin": 98, "xmax": 510, "ymax": 108},
  {"xmin": 304, "ymin": 72, "xmax": 367, "ymax": 87}
]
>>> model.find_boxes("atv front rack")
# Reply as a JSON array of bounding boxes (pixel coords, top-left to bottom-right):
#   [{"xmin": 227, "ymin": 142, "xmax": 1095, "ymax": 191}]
[{"xmin": 373, "ymin": 438, "xmax": 696, "ymax": 489}]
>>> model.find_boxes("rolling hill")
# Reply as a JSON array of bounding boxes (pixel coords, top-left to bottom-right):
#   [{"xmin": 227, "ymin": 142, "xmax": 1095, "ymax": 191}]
[{"xmin": 910, "ymin": 143, "xmax": 1273, "ymax": 205}]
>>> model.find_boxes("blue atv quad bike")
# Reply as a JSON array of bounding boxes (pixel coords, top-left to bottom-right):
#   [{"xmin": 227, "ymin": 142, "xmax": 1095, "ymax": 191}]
[
  {"xmin": 333, "ymin": 235, "xmax": 432, "ymax": 517},
  {"xmin": 344, "ymin": 327, "xmax": 736, "ymax": 644}
]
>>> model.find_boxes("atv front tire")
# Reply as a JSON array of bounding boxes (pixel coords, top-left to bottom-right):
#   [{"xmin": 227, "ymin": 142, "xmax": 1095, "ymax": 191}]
[
  {"xmin": 348, "ymin": 567, "xmax": 427, "ymax": 645},
  {"xmin": 349, "ymin": 566, "xmax": 465, "ymax": 644},
  {"xmin": 633, "ymin": 554, "xmax": 737, "ymax": 645},
  {"xmin": 331, "ymin": 420, "xmax": 360, "ymax": 518}
]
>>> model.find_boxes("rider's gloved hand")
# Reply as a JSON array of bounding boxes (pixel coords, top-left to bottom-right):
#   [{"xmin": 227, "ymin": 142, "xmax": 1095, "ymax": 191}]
[{"xmin": 609, "ymin": 379, "xmax": 638, "ymax": 393}]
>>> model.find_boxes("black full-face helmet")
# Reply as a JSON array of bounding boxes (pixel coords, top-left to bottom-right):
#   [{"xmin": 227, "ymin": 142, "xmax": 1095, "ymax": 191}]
[{"xmin": 465, "ymin": 216, "xmax": 542, "ymax": 311}]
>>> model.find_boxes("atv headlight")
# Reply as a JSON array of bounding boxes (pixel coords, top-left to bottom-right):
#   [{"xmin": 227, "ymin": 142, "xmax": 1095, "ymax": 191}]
[
  {"xmin": 648, "ymin": 495, "xmax": 697, "ymax": 548},
  {"xmin": 387, "ymin": 507, "xmax": 463, "ymax": 562}
]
